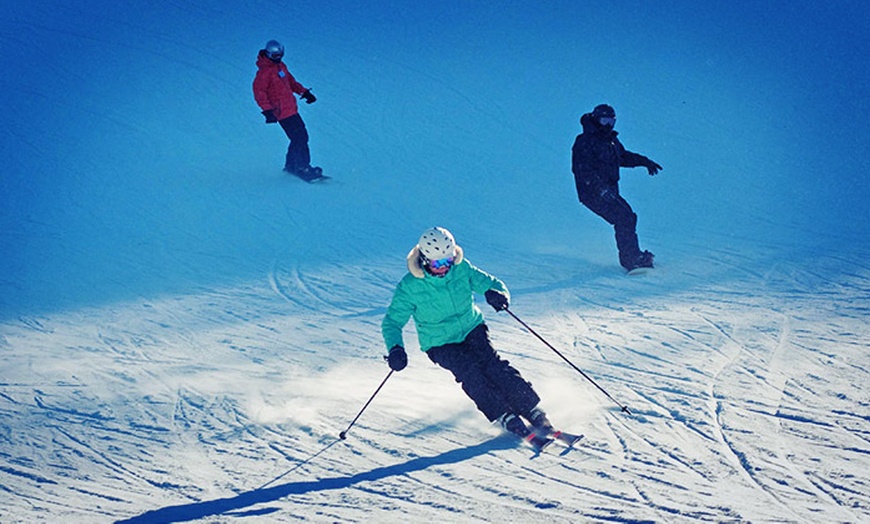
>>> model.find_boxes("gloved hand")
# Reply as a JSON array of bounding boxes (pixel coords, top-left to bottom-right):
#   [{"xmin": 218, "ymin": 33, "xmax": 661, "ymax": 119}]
[
  {"xmin": 645, "ymin": 159, "xmax": 663, "ymax": 176},
  {"xmin": 485, "ymin": 289, "xmax": 509, "ymax": 312},
  {"xmin": 301, "ymin": 89, "xmax": 317, "ymax": 104},
  {"xmin": 386, "ymin": 345, "xmax": 407, "ymax": 371},
  {"xmin": 261, "ymin": 109, "xmax": 278, "ymax": 123}
]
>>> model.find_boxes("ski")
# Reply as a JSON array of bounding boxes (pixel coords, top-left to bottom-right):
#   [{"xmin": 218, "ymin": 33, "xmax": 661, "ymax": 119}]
[
  {"xmin": 530, "ymin": 423, "xmax": 584, "ymax": 448},
  {"xmin": 523, "ymin": 432, "xmax": 555, "ymax": 453},
  {"xmin": 550, "ymin": 430, "xmax": 584, "ymax": 447}
]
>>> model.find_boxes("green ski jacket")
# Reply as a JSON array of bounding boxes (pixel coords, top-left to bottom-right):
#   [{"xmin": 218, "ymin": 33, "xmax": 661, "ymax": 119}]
[{"xmin": 382, "ymin": 245, "xmax": 509, "ymax": 352}]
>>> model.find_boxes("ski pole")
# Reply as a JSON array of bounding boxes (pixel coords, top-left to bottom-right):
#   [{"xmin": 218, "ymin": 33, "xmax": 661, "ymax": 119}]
[
  {"xmin": 339, "ymin": 369, "xmax": 394, "ymax": 440},
  {"xmin": 258, "ymin": 369, "xmax": 393, "ymax": 490},
  {"xmin": 256, "ymin": 439, "xmax": 341, "ymax": 490},
  {"xmin": 504, "ymin": 308, "xmax": 632, "ymax": 415}
]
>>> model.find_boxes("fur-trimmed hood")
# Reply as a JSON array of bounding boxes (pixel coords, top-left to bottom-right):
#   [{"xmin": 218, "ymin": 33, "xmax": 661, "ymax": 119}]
[{"xmin": 406, "ymin": 245, "xmax": 465, "ymax": 278}]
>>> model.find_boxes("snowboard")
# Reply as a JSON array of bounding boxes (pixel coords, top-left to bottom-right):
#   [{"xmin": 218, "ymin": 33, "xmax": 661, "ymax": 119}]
[
  {"xmin": 285, "ymin": 166, "xmax": 330, "ymax": 183},
  {"xmin": 298, "ymin": 173, "xmax": 331, "ymax": 183},
  {"xmin": 627, "ymin": 266, "xmax": 653, "ymax": 276}
]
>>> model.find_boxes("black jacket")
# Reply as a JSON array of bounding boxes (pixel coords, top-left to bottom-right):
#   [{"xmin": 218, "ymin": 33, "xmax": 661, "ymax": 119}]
[{"xmin": 572, "ymin": 113, "xmax": 650, "ymax": 201}]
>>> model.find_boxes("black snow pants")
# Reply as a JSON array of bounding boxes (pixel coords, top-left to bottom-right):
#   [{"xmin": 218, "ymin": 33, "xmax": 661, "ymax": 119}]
[
  {"xmin": 426, "ymin": 324, "xmax": 540, "ymax": 422},
  {"xmin": 580, "ymin": 185, "xmax": 642, "ymax": 270},
  {"xmin": 278, "ymin": 113, "xmax": 311, "ymax": 173}
]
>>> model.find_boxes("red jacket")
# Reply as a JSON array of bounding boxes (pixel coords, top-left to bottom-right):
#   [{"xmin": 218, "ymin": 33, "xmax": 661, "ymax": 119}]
[{"xmin": 252, "ymin": 51, "xmax": 309, "ymax": 120}]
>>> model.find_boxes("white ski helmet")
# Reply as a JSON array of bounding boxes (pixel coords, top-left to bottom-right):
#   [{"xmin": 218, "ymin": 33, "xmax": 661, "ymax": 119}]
[
  {"xmin": 264, "ymin": 39, "xmax": 284, "ymax": 61},
  {"xmin": 418, "ymin": 227, "xmax": 456, "ymax": 261}
]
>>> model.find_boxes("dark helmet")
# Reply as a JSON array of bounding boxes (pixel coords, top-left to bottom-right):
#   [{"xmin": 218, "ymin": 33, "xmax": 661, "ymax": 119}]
[
  {"xmin": 591, "ymin": 104, "xmax": 616, "ymax": 129},
  {"xmin": 591, "ymin": 104, "xmax": 616, "ymax": 119},
  {"xmin": 264, "ymin": 39, "xmax": 284, "ymax": 61}
]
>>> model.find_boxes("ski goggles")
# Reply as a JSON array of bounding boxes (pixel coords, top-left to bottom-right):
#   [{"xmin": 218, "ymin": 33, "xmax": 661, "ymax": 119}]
[
  {"xmin": 428, "ymin": 256, "xmax": 455, "ymax": 270},
  {"xmin": 598, "ymin": 116, "xmax": 616, "ymax": 126}
]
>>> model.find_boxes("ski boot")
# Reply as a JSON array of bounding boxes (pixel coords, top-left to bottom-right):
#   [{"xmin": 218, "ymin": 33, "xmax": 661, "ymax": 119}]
[
  {"xmin": 525, "ymin": 407, "xmax": 554, "ymax": 435},
  {"xmin": 524, "ymin": 407, "xmax": 584, "ymax": 447},
  {"xmin": 499, "ymin": 413, "xmax": 552, "ymax": 452}
]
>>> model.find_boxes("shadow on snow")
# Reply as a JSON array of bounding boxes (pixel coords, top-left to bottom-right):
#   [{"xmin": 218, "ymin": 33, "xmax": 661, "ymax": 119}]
[{"xmin": 117, "ymin": 437, "xmax": 516, "ymax": 524}]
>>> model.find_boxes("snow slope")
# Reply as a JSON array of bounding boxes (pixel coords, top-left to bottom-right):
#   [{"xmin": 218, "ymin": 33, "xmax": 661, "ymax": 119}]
[{"xmin": 1, "ymin": 1, "xmax": 868, "ymax": 522}]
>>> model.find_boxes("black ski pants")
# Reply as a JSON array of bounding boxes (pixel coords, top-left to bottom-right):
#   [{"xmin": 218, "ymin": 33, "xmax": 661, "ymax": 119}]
[
  {"xmin": 426, "ymin": 324, "xmax": 540, "ymax": 422},
  {"xmin": 278, "ymin": 113, "xmax": 310, "ymax": 173},
  {"xmin": 580, "ymin": 186, "xmax": 642, "ymax": 270}
]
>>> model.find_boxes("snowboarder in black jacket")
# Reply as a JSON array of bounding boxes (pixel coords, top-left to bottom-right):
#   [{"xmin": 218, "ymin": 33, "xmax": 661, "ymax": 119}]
[{"xmin": 572, "ymin": 104, "xmax": 663, "ymax": 272}]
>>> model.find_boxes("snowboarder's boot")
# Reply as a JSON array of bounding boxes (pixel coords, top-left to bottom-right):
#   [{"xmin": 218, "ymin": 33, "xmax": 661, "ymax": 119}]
[
  {"xmin": 638, "ymin": 250, "xmax": 654, "ymax": 268},
  {"xmin": 626, "ymin": 250, "xmax": 654, "ymax": 272},
  {"xmin": 296, "ymin": 165, "xmax": 325, "ymax": 182}
]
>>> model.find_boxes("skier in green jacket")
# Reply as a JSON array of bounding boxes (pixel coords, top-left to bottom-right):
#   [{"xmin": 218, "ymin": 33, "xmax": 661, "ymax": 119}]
[{"xmin": 382, "ymin": 227, "xmax": 554, "ymax": 444}]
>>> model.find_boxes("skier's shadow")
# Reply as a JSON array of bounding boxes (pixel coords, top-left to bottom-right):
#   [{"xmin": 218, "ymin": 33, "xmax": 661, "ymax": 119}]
[{"xmin": 116, "ymin": 437, "xmax": 515, "ymax": 524}]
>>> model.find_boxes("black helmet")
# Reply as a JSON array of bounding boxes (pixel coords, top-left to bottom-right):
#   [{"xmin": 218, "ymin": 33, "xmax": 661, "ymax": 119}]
[
  {"xmin": 591, "ymin": 104, "xmax": 616, "ymax": 129},
  {"xmin": 591, "ymin": 104, "xmax": 616, "ymax": 119},
  {"xmin": 264, "ymin": 40, "xmax": 284, "ymax": 61}
]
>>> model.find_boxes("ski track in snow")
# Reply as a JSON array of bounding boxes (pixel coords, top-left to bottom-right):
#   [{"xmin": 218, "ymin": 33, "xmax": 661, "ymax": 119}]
[{"xmin": 2, "ymin": 249, "xmax": 868, "ymax": 523}]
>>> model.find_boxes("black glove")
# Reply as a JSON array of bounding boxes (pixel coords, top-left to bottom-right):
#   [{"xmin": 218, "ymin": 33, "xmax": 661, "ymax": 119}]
[
  {"xmin": 645, "ymin": 158, "xmax": 663, "ymax": 176},
  {"xmin": 485, "ymin": 289, "xmax": 509, "ymax": 312},
  {"xmin": 386, "ymin": 345, "xmax": 407, "ymax": 371},
  {"xmin": 301, "ymin": 89, "xmax": 317, "ymax": 104},
  {"xmin": 261, "ymin": 109, "xmax": 278, "ymax": 123}
]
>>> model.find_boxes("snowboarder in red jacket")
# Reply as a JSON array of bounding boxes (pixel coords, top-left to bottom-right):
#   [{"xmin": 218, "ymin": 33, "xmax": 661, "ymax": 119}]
[{"xmin": 253, "ymin": 39, "xmax": 322, "ymax": 181}]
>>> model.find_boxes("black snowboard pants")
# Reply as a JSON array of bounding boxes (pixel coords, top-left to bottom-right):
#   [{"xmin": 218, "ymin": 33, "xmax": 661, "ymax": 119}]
[
  {"xmin": 278, "ymin": 113, "xmax": 311, "ymax": 173},
  {"xmin": 580, "ymin": 185, "xmax": 642, "ymax": 270},
  {"xmin": 426, "ymin": 324, "xmax": 540, "ymax": 422}
]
